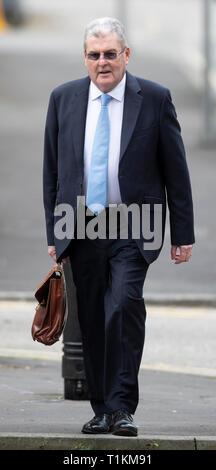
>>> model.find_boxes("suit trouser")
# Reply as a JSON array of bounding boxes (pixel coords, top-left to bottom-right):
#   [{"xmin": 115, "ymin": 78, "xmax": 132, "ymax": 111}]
[{"xmin": 68, "ymin": 210, "xmax": 149, "ymax": 415}]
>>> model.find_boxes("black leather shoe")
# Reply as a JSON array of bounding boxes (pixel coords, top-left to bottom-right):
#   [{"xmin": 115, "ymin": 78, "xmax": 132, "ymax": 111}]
[
  {"xmin": 82, "ymin": 413, "xmax": 112, "ymax": 434},
  {"xmin": 111, "ymin": 409, "xmax": 138, "ymax": 436}
]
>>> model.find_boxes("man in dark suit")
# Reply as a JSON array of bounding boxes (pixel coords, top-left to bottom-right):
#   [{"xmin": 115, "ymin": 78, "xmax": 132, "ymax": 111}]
[{"xmin": 43, "ymin": 17, "xmax": 195, "ymax": 436}]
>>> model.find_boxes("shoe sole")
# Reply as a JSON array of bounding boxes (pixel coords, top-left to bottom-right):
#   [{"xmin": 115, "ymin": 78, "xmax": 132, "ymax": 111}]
[
  {"xmin": 112, "ymin": 427, "xmax": 138, "ymax": 437},
  {"xmin": 82, "ymin": 429, "xmax": 111, "ymax": 434}
]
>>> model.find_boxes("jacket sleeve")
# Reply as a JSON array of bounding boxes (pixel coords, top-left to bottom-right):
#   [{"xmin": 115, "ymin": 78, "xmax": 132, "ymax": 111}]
[
  {"xmin": 43, "ymin": 91, "xmax": 58, "ymax": 246},
  {"xmin": 159, "ymin": 89, "xmax": 195, "ymax": 246}
]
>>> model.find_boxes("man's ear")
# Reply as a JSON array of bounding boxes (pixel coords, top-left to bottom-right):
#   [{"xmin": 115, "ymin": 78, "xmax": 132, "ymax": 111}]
[{"xmin": 125, "ymin": 47, "xmax": 130, "ymax": 65}]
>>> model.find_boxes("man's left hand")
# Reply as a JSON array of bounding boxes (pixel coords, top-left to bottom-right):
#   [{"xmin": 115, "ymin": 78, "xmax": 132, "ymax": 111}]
[{"xmin": 171, "ymin": 245, "xmax": 193, "ymax": 264}]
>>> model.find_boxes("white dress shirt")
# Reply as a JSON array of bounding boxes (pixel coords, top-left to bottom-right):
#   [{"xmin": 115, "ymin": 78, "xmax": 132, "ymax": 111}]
[{"xmin": 83, "ymin": 74, "xmax": 126, "ymax": 206}]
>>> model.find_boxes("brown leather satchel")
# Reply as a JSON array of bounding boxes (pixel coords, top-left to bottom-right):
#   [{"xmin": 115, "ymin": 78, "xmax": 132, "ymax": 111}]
[{"xmin": 32, "ymin": 264, "xmax": 67, "ymax": 346}]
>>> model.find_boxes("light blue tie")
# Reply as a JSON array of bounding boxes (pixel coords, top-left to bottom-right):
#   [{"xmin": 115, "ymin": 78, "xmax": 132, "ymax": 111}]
[{"xmin": 86, "ymin": 93, "xmax": 112, "ymax": 215}]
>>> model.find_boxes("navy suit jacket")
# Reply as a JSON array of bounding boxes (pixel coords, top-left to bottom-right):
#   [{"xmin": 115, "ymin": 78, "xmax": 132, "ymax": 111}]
[{"xmin": 43, "ymin": 71, "xmax": 195, "ymax": 264}]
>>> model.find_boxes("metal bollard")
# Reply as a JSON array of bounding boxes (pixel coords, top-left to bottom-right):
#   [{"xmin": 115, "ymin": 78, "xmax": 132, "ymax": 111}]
[{"xmin": 62, "ymin": 259, "xmax": 89, "ymax": 400}]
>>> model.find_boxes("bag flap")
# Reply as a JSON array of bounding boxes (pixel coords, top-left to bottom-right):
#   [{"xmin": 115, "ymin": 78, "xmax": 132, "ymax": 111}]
[{"xmin": 35, "ymin": 265, "xmax": 63, "ymax": 303}]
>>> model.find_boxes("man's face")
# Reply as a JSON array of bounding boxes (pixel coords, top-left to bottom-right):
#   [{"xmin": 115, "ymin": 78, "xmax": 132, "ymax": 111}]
[{"xmin": 84, "ymin": 33, "xmax": 130, "ymax": 93}]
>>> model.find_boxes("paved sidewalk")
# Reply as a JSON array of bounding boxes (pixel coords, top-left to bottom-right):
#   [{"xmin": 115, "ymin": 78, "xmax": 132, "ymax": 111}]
[
  {"xmin": 0, "ymin": 357, "xmax": 215, "ymax": 450},
  {"xmin": 0, "ymin": 301, "xmax": 215, "ymax": 450}
]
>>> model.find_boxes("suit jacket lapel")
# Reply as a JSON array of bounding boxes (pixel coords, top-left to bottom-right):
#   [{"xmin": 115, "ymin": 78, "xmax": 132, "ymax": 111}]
[
  {"xmin": 70, "ymin": 76, "xmax": 90, "ymax": 167},
  {"xmin": 120, "ymin": 71, "xmax": 143, "ymax": 162}
]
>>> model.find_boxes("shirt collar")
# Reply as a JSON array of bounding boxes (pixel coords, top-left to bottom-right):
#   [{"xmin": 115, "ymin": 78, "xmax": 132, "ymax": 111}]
[{"xmin": 89, "ymin": 73, "xmax": 126, "ymax": 102}]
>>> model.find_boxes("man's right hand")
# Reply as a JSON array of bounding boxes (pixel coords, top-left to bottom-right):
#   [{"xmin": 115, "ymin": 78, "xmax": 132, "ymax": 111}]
[
  {"xmin": 48, "ymin": 246, "xmax": 67, "ymax": 264},
  {"xmin": 48, "ymin": 246, "xmax": 57, "ymax": 262}
]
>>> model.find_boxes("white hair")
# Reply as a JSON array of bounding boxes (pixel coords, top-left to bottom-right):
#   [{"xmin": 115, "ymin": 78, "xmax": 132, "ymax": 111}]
[{"xmin": 84, "ymin": 17, "xmax": 127, "ymax": 50}]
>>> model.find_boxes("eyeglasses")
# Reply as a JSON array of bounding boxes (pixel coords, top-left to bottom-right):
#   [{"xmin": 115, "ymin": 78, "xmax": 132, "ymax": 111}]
[{"xmin": 86, "ymin": 47, "xmax": 126, "ymax": 61}]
